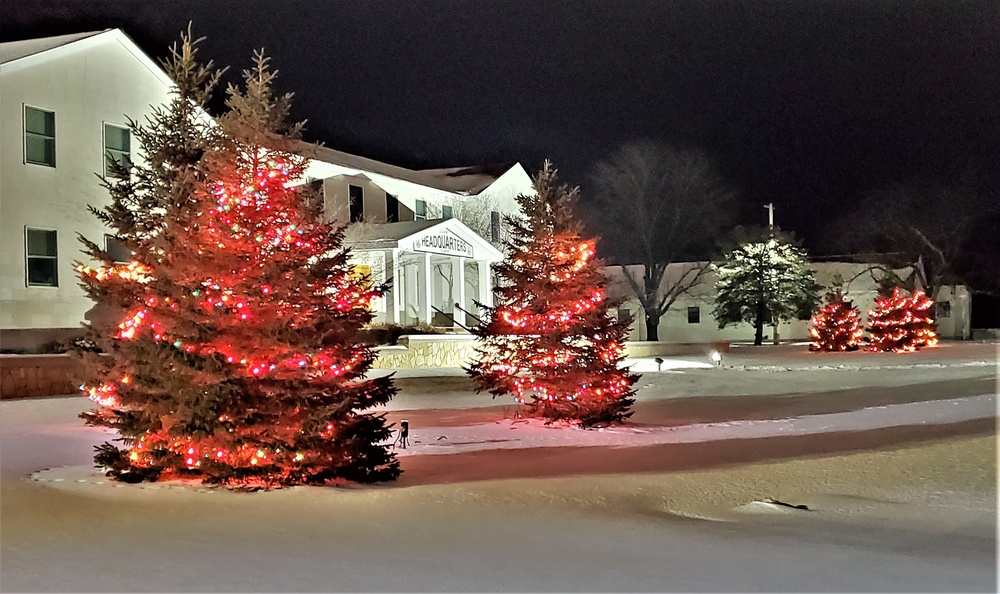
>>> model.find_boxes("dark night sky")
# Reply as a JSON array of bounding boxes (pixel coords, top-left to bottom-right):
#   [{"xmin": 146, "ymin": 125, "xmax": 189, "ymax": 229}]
[{"xmin": 4, "ymin": 0, "xmax": 999, "ymax": 250}]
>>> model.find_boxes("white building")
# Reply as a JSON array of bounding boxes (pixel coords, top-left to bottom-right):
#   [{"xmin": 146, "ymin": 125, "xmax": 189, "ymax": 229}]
[
  {"xmin": 0, "ymin": 29, "xmax": 530, "ymax": 350},
  {"xmin": 1, "ymin": 30, "xmax": 176, "ymax": 350},
  {"xmin": 299, "ymin": 143, "xmax": 531, "ymax": 329},
  {"xmin": 606, "ymin": 261, "xmax": 972, "ymax": 344}
]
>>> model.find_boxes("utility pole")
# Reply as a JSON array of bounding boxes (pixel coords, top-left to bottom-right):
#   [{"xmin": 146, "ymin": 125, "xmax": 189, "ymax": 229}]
[{"xmin": 764, "ymin": 202, "xmax": 779, "ymax": 345}]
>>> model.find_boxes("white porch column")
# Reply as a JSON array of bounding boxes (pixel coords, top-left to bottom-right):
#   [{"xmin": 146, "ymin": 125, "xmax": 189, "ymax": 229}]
[
  {"xmin": 422, "ymin": 252, "xmax": 432, "ymax": 325},
  {"xmin": 453, "ymin": 256, "xmax": 466, "ymax": 327},
  {"xmin": 390, "ymin": 249, "xmax": 400, "ymax": 325},
  {"xmin": 478, "ymin": 260, "xmax": 493, "ymax": 308}
]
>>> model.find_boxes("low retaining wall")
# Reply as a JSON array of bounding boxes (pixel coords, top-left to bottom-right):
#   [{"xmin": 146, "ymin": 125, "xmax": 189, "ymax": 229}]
[
  {"xmin": 0, "ymin": 355, "xmax": 82, "ymax": 399},
  {"xmin": 0, "ymin": 338, "xmax": 738, "ymax": 397},
  {"xmin": 622, "ymin": 341, "xmax": 731, "ymax": 358},
  {"xmin": 971, "ymin": 329, "xmax": 1000, "ymax": 340},
  {"xmin": 371, "ymin": 335, "xmax": 731, "ymax": 369},
  {"xmin": 372, "ymin": 334, "xmax": 478, "ymax": 369}
]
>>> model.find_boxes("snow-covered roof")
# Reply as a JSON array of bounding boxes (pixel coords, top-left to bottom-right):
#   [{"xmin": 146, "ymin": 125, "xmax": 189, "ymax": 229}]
[
  {"xmin": 351, "ymin": 219, "xmax": 444, "ymax": 246},
  {"xmin": 299, "ymin": 142, "xmax": 508, "ymax": 196},
  {"xmin": 0, "ymin": 30, "xmax": 107, "ymax": 64},
  {"xmin": 1, "ymin": 30, "xmax": 521, "ymax": 199}
]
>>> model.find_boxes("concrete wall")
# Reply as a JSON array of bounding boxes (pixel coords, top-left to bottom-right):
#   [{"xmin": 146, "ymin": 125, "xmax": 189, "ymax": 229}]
[{"xmin": 0, "ymin": 35, "xmax": 172, "ymax": 332}]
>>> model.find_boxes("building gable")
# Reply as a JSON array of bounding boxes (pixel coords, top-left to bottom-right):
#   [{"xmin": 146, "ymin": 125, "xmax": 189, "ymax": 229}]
[{"xmin": 0, "ymin": 29, "xmax": 174, "ymax": 89}]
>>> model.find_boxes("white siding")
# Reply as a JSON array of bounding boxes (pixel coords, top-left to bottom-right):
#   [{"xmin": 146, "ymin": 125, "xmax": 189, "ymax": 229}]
[{"xmin": 0, "ymin": 35, "xmax": 173, "ymax": 330}]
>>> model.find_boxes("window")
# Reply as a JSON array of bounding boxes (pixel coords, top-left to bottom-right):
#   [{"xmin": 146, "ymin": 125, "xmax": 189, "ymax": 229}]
[
  {"xmin": 687, "ymin": 306, "xmax": 701, "ymax": 324},
  {"xmin": 415, "ymin": 199, "xmax": 427, "ymax": 221},
  {"xmin": 103, "ymin": 123, "xmax": 131, "ymax": 176},
  {"xmin": 349, "ymin": 185, "xmax": 364, "ymax": 223},
  {"xmin": 937, "ymin": 301, "xmax": 951, "ymax": 319},
  {"xmin": 442, "ymin": 204, "xmax": 453, "ymax": 219},
  {"xmin": 386, "ymin": 194, "xmax": 399, "ymax": 222},
  {"xmin": 306, "ymin": 179, "xmax": 325, "ymax": 215},
  {"xmin": 105, "ymin": 234, "xmax": 132, "ymax": 263},
  {"xmin": 25, "ymin": 228, "xmax": 58, "ymax": 287},
  {"xmin": 617, "ymin": 307, "xmax": 631, "ymax": 323},
  {"xmin": 490, "ymin": 211, "xmax": 501, "ymax": 242},
  {"xmin": 24, "ymin": 106, "xmax": 55, "ymax": 166}
]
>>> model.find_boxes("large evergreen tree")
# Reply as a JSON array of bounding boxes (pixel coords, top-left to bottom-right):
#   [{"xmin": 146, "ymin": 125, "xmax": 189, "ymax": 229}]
[
  {"xmin": 76, "ymin": 33, "xmax": 399, "ymax": 487},
  {"xmin": 468, "ymin": 162, "xmax": 638, "ymax": 427},
  {"xmin": 713, "ymin": 237, "xmax": 822, "ymax": 346}
]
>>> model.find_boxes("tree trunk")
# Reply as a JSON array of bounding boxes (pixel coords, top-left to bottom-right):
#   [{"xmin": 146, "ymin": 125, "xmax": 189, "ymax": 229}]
[
  {"xmin": 753, "ymin": 305, "xmax": 766, "ymax": 346},
  {"xmin": 645, "ymin": 312, "xmax": 659, "ymax": 342}
]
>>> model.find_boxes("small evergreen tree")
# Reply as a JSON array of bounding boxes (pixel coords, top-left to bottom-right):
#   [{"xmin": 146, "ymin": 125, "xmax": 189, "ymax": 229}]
[
  {"xmin": 809, "ymin": 291, "xmax": 863, "ymax": 351},
  {"xmin": 76, "ymin": 32, "xmax": 399, "ymax": 487},
  {"xmin": 468, "ymin": 162, "xmax": 638, "ymax": 427},
  {"xmin": 866, "ymin": 287, "xmax": 938, "ymax": 352},
  {"xmin": 713, "ymin": 237, "xmax": 821, "ymax": 345}
]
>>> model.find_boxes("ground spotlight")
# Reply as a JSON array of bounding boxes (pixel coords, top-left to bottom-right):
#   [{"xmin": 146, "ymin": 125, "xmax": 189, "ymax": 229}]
[{"xmin": 710, "ymin": 351, "xmax": 722, "ymax": 367}]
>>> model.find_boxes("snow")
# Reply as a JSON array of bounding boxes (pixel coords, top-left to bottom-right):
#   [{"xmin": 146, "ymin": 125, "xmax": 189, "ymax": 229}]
[
  {"xmin": 386, "ymin": 393, "xmax": 995, "ymax": 456},
  {"xmin": 1, "ymin": 343, "xmax": 996, "ymax": 592}
]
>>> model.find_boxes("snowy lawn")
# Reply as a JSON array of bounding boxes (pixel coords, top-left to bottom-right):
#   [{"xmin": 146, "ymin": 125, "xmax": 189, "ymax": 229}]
[{"xmin": 1, "ymin": 343, "xmax": 996, "ymax": 592}]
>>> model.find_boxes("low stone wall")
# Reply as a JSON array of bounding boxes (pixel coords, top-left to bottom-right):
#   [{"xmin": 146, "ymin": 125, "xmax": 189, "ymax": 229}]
[
  {"xmin": 372, "ymin": 334, "xmax": 479, "ymax": 369},
  {"xmin": 371, "ymin": 335, "xmax": 732, "ymax": 369},
  {"xmin": 0, "ymin": 338, "xmax": 741, "ymax": 395},
  {"xmin": 0, "ymin": 355, "xmax": 82, "ymax": 399},
  {"xmin": 623, "ymin": 341, "xmax": 731, "ymax": 358}
]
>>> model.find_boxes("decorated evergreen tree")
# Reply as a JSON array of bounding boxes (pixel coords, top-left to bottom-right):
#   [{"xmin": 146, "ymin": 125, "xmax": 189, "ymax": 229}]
[
  {"xmin": 713, "ymin": 236, "xmax": 822, "ymax": 346},
  {"xmin": 809, "ymin": 291, "xmax": 863, "ymax": 351},
  {"xmin": 75, "ymin": 33, "xmax": 399, "ymax": 487},
  {"xmin": 468, "ymin": 162, "xmax": 638, "ymax": 427},
  {"xmin": 866, "ymin": 287, "xmax": 938, "ymax": 352}
]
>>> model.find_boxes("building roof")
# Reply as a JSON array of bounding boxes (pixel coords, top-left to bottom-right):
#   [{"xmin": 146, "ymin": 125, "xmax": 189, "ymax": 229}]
[
  {"xmin": 349, "ymin": 219, "xmax": 445, "ymax": 249},
  {"xmin": 0, "ymin": 30, "xmax": 108, "ymax": 64},
  {"xmin": 2, "ymin": 30, "xmax": 516, "ymax": 198},
  {"xmin": 299, "ymin": 142, "xmax": 505, "ymax": 196}
]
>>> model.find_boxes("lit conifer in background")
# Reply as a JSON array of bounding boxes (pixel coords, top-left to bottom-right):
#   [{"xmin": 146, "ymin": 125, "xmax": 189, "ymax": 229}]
[
  {"xmin": 76, "ymin": 32, "xmax": 399, "ymax": 486},
  {"xmin": 712, "ymin": 234, "xmax": 822, "ymax": 346},
  {"xmin": 809, "ymin": 291, "xmax": 863, "ymax": 351},
  {"xmin": 866, "ymin": 287, "xmax": 938, "ymax": 352},
  {"xmin": 468, "ymin": 162, "xmax": 639, "ymax": 427}
]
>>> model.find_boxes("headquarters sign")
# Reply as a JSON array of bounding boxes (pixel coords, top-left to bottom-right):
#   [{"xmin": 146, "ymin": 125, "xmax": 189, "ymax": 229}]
[{"xmin": 411, "ymin": 230, "xmax": 474, "ymax": 258}]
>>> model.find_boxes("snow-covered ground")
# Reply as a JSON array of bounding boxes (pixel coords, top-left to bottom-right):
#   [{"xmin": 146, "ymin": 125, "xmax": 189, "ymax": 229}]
[
  {"xmin": 1, "ymin": 343, "xmax": 996, "ymax": 592},
  {"xmin": 378, "ymin": 393, "xmax": 995, "ymax": 456}
]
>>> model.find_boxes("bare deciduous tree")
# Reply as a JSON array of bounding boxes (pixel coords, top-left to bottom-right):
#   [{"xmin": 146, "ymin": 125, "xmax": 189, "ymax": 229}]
[
  {"xmin": 589, "ymin": 141, "xmax": 735, "ymax": 341},
  {"xmin": 453, "ymin": 195, "xmax": 511, "ymax": 250},
  {"xmin": 830, "ymin": 180, "xmax": 994, "ymax": 301}
]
